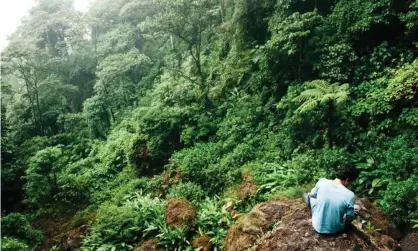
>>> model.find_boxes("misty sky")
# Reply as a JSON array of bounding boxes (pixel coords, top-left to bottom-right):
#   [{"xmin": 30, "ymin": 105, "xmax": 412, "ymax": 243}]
[{"xmin": 0, "ymin": 0, "xmax": 90, "ymax": 52}]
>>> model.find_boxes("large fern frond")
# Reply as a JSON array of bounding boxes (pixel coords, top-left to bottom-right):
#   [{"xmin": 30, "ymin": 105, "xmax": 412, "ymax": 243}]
[
  {"xmin": 294, "ymin": 89, "xmax": 323, "ymax": 102},
  {"xmin": 320, "ymin": 93, "xmax": 335, "ymax": 105},
  {"xmin": 306, "ymin": 80, "xmax": 330, "ymax": 93},
  {"xmin": 294, "ymin": 80, "xmax": 349, "ymax": 114},
  {"xmin": 295, "ymin": 99, "xmax": 318, "ymax": 113},
  {"xmin": 335, "ymin": 92, "xmax": 348, "ymax": 104}
]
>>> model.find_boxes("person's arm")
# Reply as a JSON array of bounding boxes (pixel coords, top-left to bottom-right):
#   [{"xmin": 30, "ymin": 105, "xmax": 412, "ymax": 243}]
[
  {"xmin": 345, "ymin": 196, "xmax": 355, "ymax": 224},
  {"xmin": 309, "ymin": 179, "xmax": 322, "ymax": 199}
]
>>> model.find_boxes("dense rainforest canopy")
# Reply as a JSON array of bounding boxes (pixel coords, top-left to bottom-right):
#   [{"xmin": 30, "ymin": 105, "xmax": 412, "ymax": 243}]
[{"xmin": 1, "ymin": 0, "xmax": 418, "ymax": 250}]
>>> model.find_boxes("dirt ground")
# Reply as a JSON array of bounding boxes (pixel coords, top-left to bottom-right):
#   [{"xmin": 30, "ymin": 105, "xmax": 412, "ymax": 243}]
[
  {"xmin": 225, "ymin": 198, "xmax": 401, "ymax": 251},
  {"xmin": 165, "ymin": 198, "xmax": 196, "ymax": 229}
]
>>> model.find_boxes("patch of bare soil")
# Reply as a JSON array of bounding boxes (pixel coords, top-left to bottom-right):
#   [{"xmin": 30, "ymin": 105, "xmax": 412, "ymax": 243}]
[
  {"xmin": 32, "ymin": 215, "xmax": 73, "ymax": 249},
  {"xmin": 32, "ymin": 211, "xmax": 94, "ymax": 250},
  {"xmin": 224, "ymin": 200, "xmax": 293, "ymax": 251},
  {"xmin": 134, "ymin": 239, "xmax": 162, "ymax": 251},
  {"xmin": 192, "ymin": 235, "xmax": 212, "ymax": 251},
  {"xmin": 238, "ymin": 174, "xmax": 259, "ymax": 201},
  {"xmin": 225, "ymin": 199, "xmax": 401, "ymax": 251},
  {"xmin": 166, "ymin": 198, "xmax": 196, "ymax": 229},
  {"xmin": 61, "ymin": 225, "xmax": 90, "ymax": 251}
]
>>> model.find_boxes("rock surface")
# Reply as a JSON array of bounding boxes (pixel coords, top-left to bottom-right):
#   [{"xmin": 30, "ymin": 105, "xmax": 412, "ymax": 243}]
[
  {"xmin": 225, "ymin": 198, "xmax": 401, "ymax": 251},
  {"xmin": 400, "ymin": 233, "xmax": 418, "ymax": 251}
]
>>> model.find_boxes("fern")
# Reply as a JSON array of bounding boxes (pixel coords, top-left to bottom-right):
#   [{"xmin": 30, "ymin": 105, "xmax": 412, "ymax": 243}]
[{"xmin": 293, "ymin": 80, "xmax": 349, "ymax": 147}]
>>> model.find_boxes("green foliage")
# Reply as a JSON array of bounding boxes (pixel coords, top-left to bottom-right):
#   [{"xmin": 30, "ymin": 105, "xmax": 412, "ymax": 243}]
[
  {"xmin": 379, "ymin": 178, "xmax": 418, "ymax": 227},
  {"xmin": 294, "ymin": 80, "xmax": 349, "ymax": 114},
  {"xmin": 196, "ymin": 197, "xmax": 233, "ymax": 249},
  {"xmin": 83, "ymin": 192, "xmax": 166, "ymax": 250},
  {"xmin": 412, "ymin": 219, "xmax": 418, "ymax": 229},
  {"xmin": 400, "ymin": 0, "xmax": 418, "ymax": 34},
  {"xmin": 169, "ymin": 143, "xmax": 238, "ymax": 195},
  {"xmin": 1, "ymin": 237, "xmax": 31, "ymax": 251},
  {"xmin": 356, "ymin": 158, "xmax": 390, "ymax": 196},
  {"xmin": 294, "ymin": 80, "xmax": 349, "ymax": 147},
  {"xmin": 167, "ymin": 182, "xmax": 205, "ymax": 203},
  {"xmin": 330, "ymin": 0, "xmax": 393, "ymax": 35},
  {"xmin": 1, "ymin": 213, "xmax": 43, "ymax": 247},
  {"xmin": 83, "ymin": 95, "xmax": 112, "ymax": 138},
  {"xmin": 25, "ymin": 146, "xmax": 65, "ymax": 206},
  {"xmin": 3, "ymin": 0, "xmax": 418, "ymax": 248}
]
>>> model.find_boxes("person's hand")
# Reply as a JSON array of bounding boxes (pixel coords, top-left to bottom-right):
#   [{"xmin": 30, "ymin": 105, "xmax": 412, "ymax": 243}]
[{"xmin": 354, "ymin": 205, "xmax": 360, "ymax": 215}]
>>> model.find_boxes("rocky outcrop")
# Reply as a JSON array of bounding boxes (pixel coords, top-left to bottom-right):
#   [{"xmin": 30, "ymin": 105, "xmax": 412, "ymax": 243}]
[
  {"xmin": 225, "ymin": 198, "xmax": 402, "ymax": 251},
  {"xmin": 355, "ymin": 197, "xmax": 402, "ymax": 240},
  {"xmin": 400, "ymin": 233, "xmax": 418, "ymax": 251}
]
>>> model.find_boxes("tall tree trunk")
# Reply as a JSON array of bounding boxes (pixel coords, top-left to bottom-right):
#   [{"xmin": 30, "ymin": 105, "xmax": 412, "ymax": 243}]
[
  {"xmin": 328, "ymin": 100, "xmax": 334, "ymax": 148},
  {"xmin": 34, "ymin": 87, "xmax": 44, "ymax": 134},
  {"xmin": 23, "ymin": 80, "xmax": 38, "ymax": 127},
  {"xmin": 102, "ymin": 82, "xmax": 116, "ymax": 122},
  {"xmin": 220, "ymin": 0, "xmax": 226, "ymax": 22}
]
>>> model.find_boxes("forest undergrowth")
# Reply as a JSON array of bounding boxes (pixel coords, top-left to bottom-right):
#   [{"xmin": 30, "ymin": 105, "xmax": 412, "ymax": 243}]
[{"xmin": 1, "ymin": 0, "xmax": 418, "ymax": 250}]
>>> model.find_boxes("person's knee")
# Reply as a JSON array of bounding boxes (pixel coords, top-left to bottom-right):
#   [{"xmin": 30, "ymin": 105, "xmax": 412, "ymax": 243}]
[{"xmin": 302, "ymin": 192, "xmax": 310, "ymax": 207}]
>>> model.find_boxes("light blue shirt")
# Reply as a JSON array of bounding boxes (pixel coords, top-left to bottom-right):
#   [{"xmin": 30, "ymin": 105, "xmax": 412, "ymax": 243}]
[{"xmin": 310, "ymin": 178, "xmax": 355, "ymax": 233}]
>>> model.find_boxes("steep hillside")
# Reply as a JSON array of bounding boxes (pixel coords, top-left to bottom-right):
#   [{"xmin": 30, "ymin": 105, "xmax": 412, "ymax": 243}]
[{"xmin": 1, "ymin": 0, "xmax": 418, "ymax": 250}]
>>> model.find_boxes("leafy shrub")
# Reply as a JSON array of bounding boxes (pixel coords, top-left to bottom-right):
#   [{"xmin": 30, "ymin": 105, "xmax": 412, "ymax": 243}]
[
  {"xmin": 83, "ymin": 192, "xmax": 166, "ymax": 250},
  {"xmin": 1, "ymin": 237, "xmax": 30, "ymax": 251},
  {"xmin": 169, "ymin": 143, "xmax": 238, "ymax": 194},
  {"xmin": 109, "ymin": 178, "xmax": 150, "ymax": 205},
  {"xmin": 379, "ymin": 178, "xmax": 418, "ymax": 227},
  {"xmin": 167, "ymin": 182, "xmax": 205, "ymax": 203},
  {"xmin": 196, "ymin": 197, "xmax": 233, "ymax": 249},
  {"xmin": 1, "ymin": 213, "xmax": 43, "ymax": 247},
  {"xmin": 156, "ymin": 225, "xmax": 192, "ymax": 250},
  {"xmin": 216, "ymin": 96, "xmax": 266, "ymax": 151},
  {"xmin": 355, "ymin": 136, "xmax": 418, "ymax": 197},
  {"xmin": 221, "ymin": 142, "xmax": 257, "ymax": 168},
  {"xmin": 56, "ymin": 174, "xmax": 91, "ymax": 207},
  {"xmin": 84, "ymin": 203, "xmax": 138, "ymax": 249},
  {"xmin": 25, "ymin": 146, "xmax": 65, "ymax": 206}
]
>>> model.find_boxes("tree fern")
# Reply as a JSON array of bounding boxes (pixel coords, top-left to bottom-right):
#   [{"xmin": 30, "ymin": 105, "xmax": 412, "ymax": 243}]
[{"xmin": 294, "ymin": 80, "xmax": 350, "ymax": 147}]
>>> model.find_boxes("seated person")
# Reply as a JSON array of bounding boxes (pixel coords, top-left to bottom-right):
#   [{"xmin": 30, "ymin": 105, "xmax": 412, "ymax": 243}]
[{"xmin": 303, "ymin": 164, "xmax": 360, "ymax": 234}]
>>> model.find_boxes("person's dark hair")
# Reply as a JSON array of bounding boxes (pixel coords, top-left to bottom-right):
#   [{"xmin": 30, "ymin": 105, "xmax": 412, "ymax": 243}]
[{"xmin": 336, "ymin": 164, "xmax": 359, "ymax": 181}]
